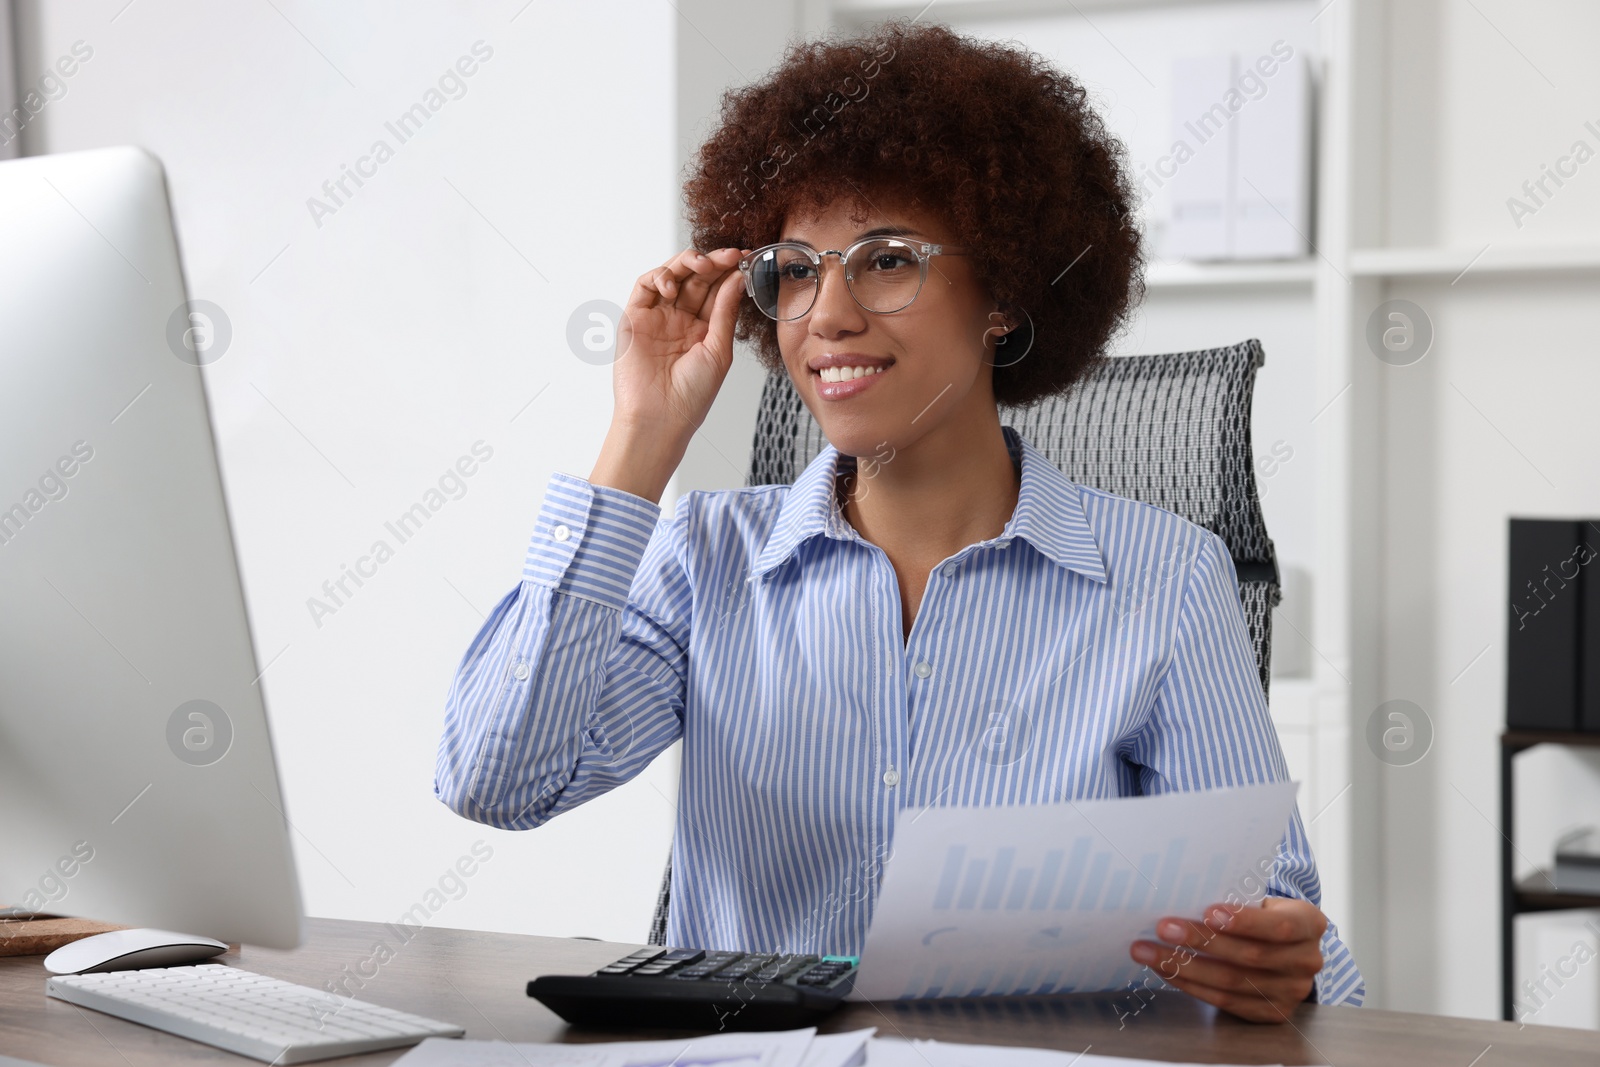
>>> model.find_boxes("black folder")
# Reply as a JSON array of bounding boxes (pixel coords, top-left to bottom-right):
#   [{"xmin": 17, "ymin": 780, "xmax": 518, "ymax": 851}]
[{"xmin": 1506, "ymin": 519, "xmax": 1584, "ymax": 731}]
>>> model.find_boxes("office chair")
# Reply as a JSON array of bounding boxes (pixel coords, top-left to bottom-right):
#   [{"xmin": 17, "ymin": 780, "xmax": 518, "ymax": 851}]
[{"xmin": 647, "ymin": 337, "xmax": 1282, "ymax": 945}]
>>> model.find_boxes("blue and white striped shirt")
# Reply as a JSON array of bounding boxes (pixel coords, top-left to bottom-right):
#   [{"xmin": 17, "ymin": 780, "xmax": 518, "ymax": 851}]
[{"xmin": 434, "ymin": 425, "xmax": 1364, "ymax": 1006}]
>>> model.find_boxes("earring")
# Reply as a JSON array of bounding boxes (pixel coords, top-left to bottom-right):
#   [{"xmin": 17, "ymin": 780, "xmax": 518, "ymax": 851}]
[{"xmin": 985, "ymin": 306, "xmax": 1032, "ymax": 368}]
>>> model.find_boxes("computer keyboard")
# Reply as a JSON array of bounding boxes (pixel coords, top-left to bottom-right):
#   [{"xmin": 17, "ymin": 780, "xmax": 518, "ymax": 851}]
[
  {"xmin": 45, "ymin": 963, "xmax": 464, "ymax": 1064},
  {"xmin": 527, "ymin": 947, "xmax": 858, "ymax": 1031}
]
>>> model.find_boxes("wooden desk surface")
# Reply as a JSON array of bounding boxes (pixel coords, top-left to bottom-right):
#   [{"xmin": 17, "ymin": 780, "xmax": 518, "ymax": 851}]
[{"xmin": 1, "ymin": 917, "xmax": 1596, "ymax": 1065}]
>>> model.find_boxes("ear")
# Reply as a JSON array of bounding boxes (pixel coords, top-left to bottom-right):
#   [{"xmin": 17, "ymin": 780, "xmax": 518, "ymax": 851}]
[
  {"xmin": 983, "ymin": 307, "xmax": 1012, "ymax": 343},
  {"xmin": 993, "ymin": 302, "xmax": 1018, "ymax": 334}
]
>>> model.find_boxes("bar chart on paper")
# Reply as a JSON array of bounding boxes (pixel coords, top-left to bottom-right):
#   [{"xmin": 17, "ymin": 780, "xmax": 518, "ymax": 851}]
[{"xmin": 847, "ymin": 781, "xmax": 1298, "ymax": 1001}]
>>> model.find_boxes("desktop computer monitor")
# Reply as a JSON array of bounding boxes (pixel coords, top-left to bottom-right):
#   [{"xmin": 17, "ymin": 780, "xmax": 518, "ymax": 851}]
[{"xmin": 0, "ymin": 146, "xmax": 303, "ymax": 949}]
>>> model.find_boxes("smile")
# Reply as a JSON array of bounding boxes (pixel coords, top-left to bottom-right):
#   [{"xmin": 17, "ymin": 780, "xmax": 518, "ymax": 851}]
[{"xmin": 816, "ymin": 365, "xmax": 887, "ymax": 383}]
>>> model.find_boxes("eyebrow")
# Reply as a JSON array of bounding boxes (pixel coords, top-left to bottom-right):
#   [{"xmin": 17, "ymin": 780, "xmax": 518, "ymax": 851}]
[{"xmin": 777, "ymin": 225, "xmax": 927, "ymax": 245}]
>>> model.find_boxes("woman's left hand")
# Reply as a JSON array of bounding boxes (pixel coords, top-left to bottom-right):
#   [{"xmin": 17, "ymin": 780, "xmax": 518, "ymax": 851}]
[{"xmin": 1128, "ymin": 896, "xmax": 1326, "ymax": 1023}]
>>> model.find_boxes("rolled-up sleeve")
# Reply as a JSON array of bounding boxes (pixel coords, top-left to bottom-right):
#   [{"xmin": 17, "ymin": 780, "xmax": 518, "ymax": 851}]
[
  {"xmin": 434, "ymin": 472, "xmax": 693, "ymax": 830},
  {"xmin": 1125, "ymin": 531, "xmax": 1366, "ymax": 1007}
]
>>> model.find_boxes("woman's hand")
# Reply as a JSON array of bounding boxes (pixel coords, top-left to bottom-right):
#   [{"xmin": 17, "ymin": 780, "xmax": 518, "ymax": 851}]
[
  {"xmin": 1129, "ymin": 896, "xmax": 1327, "ymax": 1023},
  {"xmin": 590, "ymin": 246, "xmax": 749, "ymax": 503}
]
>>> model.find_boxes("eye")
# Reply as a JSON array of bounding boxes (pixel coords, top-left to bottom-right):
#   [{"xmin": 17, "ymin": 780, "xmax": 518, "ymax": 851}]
[{"xmin": 865, "ymin": 249, "xmax": 915, "ymax": 272}]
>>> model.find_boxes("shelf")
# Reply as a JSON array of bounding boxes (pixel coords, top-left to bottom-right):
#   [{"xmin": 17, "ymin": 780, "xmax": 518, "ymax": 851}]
[
  {"xmin": 1143, "ymin": 259, "xmax": 1316, "ymax": 292},
  {"xmin": 1350, "ymin": 243, "xmax": 1600, "ymax": 280},
  {"xmin": 1501, "ymin": 729, "xmax": 1600, "ymax": 752},
  {"xmin": 1513, "ymin": 870, "xmax": 1600, "ymax": 913}
]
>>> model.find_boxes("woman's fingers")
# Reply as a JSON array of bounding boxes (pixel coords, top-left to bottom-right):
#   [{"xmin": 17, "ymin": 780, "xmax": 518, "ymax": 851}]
[
  {"xmin": 1129, "ymin": 940, "xmax": 1312, "ymax": 1023},
  {"xmin": 630, "ymin": 247, "xmax": 742, "ymax": 316},
  {"xmin": 1142, "ymin": 921, "xmax": 1322, "ymax": 976},
  {"xmin": 1125, "ymin": 897, "xmax": 1326, "ymax": 1024},
  {"xmin": 700, "ymin": 266, "xmax": 745, "ymax": 345},
  {"xmin": 677, "ymin": 248, "xmax": 743, "ymax": 317},
  {"xmin": 1157, "ymin": 970, "xmax": 1298, "ymax": 1024},
  {"xmin": 1207, "ymin": 897, "xmax": 1328, "ymax": 943},
  {"xmin": 1131, "ymin": 939, "xmax": 1300, "ymax": 993}
]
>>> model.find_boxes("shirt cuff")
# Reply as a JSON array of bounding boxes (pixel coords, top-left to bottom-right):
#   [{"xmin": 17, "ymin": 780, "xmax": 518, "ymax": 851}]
[{"xmin": 521, "ymin": 472, "xmax": 662, "ymax": 610}]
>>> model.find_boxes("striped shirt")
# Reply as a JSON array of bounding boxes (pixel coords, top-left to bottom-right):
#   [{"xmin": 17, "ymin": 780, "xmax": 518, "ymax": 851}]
[{"xmin": 434, "ymin": 425, "xmax": 1365, "ymax": 1006}]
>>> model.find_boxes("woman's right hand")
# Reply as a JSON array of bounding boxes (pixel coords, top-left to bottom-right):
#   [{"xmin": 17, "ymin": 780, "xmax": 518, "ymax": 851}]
[{"xmin": 589, "ymin": 246, "xmax": 749, "ymax": 502}]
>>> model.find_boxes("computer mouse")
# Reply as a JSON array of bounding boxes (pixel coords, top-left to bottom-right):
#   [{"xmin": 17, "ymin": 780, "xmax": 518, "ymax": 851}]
[{"xmin": 42, "ymin": 928, "xmax": 228, "ymax": 974}]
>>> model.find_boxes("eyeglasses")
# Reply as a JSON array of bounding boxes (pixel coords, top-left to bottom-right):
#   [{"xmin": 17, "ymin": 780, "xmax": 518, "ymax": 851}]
[{"xmin": 738, "ymin": 238, "xmax": 970, "ymax": 321}]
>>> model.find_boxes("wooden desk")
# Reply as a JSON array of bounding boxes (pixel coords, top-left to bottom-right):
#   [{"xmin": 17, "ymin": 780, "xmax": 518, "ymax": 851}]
[{"xmin": 1, "ymin": 917, "xmax": 1596, "ymax": 1065}]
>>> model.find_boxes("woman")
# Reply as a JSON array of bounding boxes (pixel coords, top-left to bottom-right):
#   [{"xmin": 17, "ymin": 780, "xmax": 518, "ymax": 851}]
[{"xmin": 435, "ymin": 19, "xmax": 1362, "ymax": 1022}]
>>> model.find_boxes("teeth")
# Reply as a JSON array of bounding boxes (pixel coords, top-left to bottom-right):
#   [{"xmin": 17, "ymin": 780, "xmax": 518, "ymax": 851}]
[{"xmin": 818, "ymin": 364, "xmax": 886, "ymax": 384}]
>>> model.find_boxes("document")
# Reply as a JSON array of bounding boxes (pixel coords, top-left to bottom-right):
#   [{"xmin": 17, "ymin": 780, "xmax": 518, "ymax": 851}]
[
  {"xmin": 395, "ymin": 1030, "xmax": 1279, "ymax": 1067},
  {"xmin": 848, "ymin": 780, "xmax": 1298, "ymax": 1001},
  {"xmin": 867, "ymin": 1038, "xmax": 1284, "ymax": 1066},
  {"xmin": 393, "ymin": 1028, "xmax": 873, "ymax": 1067}
]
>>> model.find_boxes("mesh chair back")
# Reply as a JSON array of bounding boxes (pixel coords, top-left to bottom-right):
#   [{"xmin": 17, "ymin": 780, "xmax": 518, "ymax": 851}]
[
  {"xmin": 747, "ymin": 337, "xmax": 1281, "ymax": 689},
  {"xmin": 648, "ymin": 338, "xmax": 1281, "ymax": 944}
]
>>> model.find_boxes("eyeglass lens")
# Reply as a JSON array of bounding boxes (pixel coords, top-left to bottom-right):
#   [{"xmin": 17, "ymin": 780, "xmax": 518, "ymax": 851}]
[{"xmin": 747, "ymin": 240, "xmax": 924, "ymax": 320}]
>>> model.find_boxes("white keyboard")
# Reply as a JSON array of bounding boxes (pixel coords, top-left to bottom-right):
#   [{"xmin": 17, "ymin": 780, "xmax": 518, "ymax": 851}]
[{"xmin": 46, "ymin": 963, "xmax": 464, "ymax": 1064}]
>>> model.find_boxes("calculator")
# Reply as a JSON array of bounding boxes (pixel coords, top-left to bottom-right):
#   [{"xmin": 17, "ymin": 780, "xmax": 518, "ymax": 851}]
[{"xmin": 527, "ymin": 947, "xmax": 860, "ymax": 1030}]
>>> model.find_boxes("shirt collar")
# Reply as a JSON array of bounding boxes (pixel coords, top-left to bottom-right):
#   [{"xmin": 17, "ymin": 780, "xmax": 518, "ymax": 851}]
[{"xmin": 749, "ymin": 425, "xmax": 1108, "ymax": 584}]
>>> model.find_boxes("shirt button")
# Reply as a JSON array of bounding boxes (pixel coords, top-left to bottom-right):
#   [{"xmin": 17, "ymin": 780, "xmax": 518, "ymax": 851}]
[
  {"xmin": 551, "ymin": 524, "xmax": 571, "ymax": 542},
  {"xmin": 913, "ymin": 661, "xmax": 932, "ymax": 679},
  {"xmin": 942, "ymin": 563, "xmax": 958, "ymax": 577},
  {"xmin": 512, "ymin": 662, "xmax": 530, "ymax": 681},
  {"xmin": 882, "ymin": 767, "xmax": 900, "ymax": 787}
]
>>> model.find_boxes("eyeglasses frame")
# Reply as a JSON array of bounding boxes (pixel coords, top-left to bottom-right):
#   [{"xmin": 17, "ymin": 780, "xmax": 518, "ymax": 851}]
[{"xmin": 737, "ymin": 237, "xmax": 972, "ymax": 321}]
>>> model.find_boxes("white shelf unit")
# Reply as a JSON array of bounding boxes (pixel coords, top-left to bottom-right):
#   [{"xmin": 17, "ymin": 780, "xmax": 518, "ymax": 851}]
[
  {"xmin": 1146, "ymin": 258, "xmax": 1317, "ymax": 290},
  {"xmin": 1350, "ymin": 243, "xmax": 1600, "ymax": 279}
]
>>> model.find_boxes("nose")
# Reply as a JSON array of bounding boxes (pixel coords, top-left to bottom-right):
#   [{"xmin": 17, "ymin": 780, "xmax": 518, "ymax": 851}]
[{"xmin": 806, "ymin": 252, "xmax": 868, "ymax": 337}]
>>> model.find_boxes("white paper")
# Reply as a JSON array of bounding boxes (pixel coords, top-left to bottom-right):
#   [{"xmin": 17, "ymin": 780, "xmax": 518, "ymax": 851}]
[
  {"xmin": 848, "ymin": 781, "xmax": 1298, "ymax": 1001},
  {"xmin": 865, "ymin": 1037, "xmax": 1283, "ymax": 1067},
  {"xmin": 393, "ymin": 1026, "xmax": 835, "ymax": 1067},
  {"xmin": 801, "ymin": 1029, "xmax": 876, "ymax": 1067}
]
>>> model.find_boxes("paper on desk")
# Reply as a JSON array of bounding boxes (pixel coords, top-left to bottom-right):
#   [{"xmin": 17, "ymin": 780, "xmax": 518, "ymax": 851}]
[
  {"xmin": 803, "ymin": 1030, "xmax": 876, "ymax": 1067},
  {"xmin": 848, "ymin": 781, "xmax": 1298, "ymax": 1001},
  {"xmin": 864, "ymin": 1037, "xmax": 1283, "ymax": 1066},
  {"xmin": 393, "ymin": 1027, "xmax": 875, "ymax": 1067}
]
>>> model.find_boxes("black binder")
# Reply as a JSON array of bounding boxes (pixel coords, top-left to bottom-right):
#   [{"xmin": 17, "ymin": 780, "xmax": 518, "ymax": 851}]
[{"xmin": 1506, "ymin": 519, "xmax": 1584, "ymax": 731}]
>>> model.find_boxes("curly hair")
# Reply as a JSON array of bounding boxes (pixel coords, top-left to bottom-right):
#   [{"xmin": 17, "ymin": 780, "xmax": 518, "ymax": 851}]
[{"xmin": 682, "ymin": 18, "xmax": 1144, "ymax": 408}]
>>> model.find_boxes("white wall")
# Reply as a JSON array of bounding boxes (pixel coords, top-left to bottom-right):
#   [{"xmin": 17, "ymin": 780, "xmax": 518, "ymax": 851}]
[
  {"xmin": 673, "ymin": 2, "xmax": 803, "ymax": 495},
  {"xmin": 15, "ymin": 0, "xmax": 684, "ymax": 944}
]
